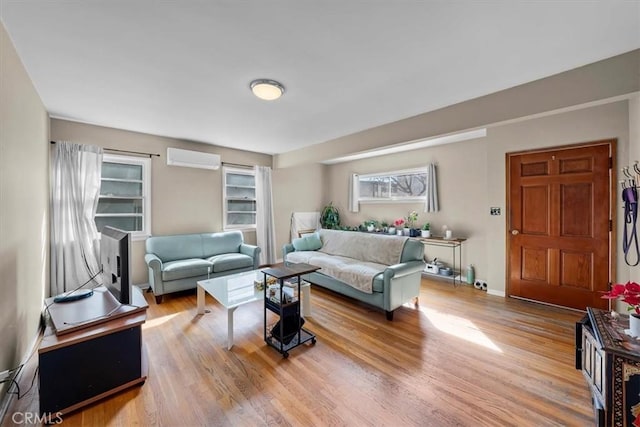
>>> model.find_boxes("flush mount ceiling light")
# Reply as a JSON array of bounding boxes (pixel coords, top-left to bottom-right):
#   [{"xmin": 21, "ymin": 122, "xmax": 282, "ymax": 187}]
[{"xmin": 250, "ymin": 79, "xmax": 285, "ymax": 101}]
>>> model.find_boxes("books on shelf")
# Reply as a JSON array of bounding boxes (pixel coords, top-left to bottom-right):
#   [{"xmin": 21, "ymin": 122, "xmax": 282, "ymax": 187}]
[{"xmin": 266, "ymin": 284, "xmax": 298, "ymax": 304}]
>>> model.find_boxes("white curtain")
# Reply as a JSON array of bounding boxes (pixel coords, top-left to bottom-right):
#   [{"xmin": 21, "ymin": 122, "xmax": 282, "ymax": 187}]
[
  {"xmin": 349, "ymin": 173, "xmax": 360, "ymax": 213},
  {"xmin": 255, "ymin": 165, "xmax": 277, "ymax": 265},
  {"xmin": 50, "ymin": 141, "xmax": 103, "ymax": 296},
  {"xmin": 424, "ymin": 163, "xmax": 440, "ymax": 212}
]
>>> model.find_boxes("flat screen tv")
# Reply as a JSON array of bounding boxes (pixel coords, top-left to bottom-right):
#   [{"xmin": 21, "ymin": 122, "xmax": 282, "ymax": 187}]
[{"xmin": 100, "ymin": 226, "xmax": 132, "ymax": 305}]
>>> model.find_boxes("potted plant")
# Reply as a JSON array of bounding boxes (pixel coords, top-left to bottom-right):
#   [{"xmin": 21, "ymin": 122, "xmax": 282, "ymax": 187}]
[
  {"xmin": 392, "ymin": 218, "xmax": 404, "ymax": 235},
  {"xmin": 421, "ymin": 223, "xmax": 431, "ymax": 238},
  {"xmin": 320, "ymin": 202, "xmax": 340, "ymax": 229},
  {"xmin": 406, "ymin": 211, "xmax": 419, "ymax": 237},
  {"xmin": 364, "ymin": 219, "xmax": 377, "ymax": 232},
  {"xmin": 602, "ymin": 281, "xmax": 640, "ymax": 337},
  {"xmin": 380, "ymin": 221, "xmax": 389, "ymax": 233}
]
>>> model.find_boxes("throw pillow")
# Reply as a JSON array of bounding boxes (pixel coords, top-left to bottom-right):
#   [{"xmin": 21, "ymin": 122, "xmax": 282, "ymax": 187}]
[
  {"xmin": 305, "ymin": 232, "xmax": 322, "ymax": 250},
  {"xmin": 292, "ymin": 232, "xmax": 322, "ymax": 251},
  {"xmin": 292, "ymin": 237, "xmax": 310, "ymax": 251}
]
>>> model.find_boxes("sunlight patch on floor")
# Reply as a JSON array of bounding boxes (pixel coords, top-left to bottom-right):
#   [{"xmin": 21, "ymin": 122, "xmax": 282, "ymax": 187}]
[
  {"xmin": 418, "ymin": 306, "xmax": 503, "ymax": 352},
  {"xmin": 142, "ymin": 313, "xmax": 180, "ymax": 330}
]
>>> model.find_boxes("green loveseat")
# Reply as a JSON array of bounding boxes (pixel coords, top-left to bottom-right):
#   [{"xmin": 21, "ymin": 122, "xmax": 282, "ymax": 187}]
[{"xmin": 145, "ymin": 230, "xmax": 260, "ymax": 303}]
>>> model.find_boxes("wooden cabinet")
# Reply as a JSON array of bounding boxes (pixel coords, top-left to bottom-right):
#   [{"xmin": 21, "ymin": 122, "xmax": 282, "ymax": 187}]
[
  {"xmin": 39, "ymin": 286, "xmax": 148, "ymax": 416},
  {"xmin": 576, "ymin": 308, "xmax": 640, "ymax": 426}
]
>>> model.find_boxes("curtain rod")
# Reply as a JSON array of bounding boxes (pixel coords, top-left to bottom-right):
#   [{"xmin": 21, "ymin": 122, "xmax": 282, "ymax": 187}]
[
  {"xmin": 222, "ymin": 161, "xmax": 254, "ymax": 169},
  {"xmin": 50, "ymin": 141, "xmax": 160, "ymax": 158}
]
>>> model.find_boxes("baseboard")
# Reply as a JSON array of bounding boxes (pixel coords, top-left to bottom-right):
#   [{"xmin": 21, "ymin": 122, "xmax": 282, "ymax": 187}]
[
  {"xmin": 487, "ymin": 289, "xmax": 506, "ymax": 297},
  {"xmin": 0, "ymin": 372, "xmax": 18, "ymax": 424},
  {"xmin": 0, "ymin": 324, "xmax": 43, "ymax": 424}
]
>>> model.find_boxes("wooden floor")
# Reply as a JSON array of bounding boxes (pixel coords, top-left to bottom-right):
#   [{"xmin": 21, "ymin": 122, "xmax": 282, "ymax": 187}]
[{"xmin": 4, "ymin": 278, "xmax": 593, "ymax": 426}]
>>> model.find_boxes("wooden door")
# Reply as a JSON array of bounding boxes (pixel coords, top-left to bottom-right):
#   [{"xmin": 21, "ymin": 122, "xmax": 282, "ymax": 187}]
[{"xmin": 507, "ymin": 141, "xmax": 615, "ymax": 311}]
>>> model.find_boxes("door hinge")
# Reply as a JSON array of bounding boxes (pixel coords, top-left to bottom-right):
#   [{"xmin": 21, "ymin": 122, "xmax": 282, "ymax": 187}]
[
  {"xmin": 609, "ymin": 157, "xmax": 613, "ymax": 169},
  {"xmin": 610, "ymin": 220, "xmax": 613, "ymax": 232}
]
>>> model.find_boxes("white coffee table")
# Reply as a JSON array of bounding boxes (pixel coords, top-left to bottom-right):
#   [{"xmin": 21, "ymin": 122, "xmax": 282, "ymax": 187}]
[{"xmin": 197, "ymin": 270, "xmax": 311, "ymax": 350}]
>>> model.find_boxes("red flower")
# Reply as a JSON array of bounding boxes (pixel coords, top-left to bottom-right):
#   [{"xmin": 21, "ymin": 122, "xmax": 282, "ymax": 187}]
[
  {"xmin": 602, "ymin": 283, "xmax": 626, "ymax": 298},
  {"xmin": 627, "ymin": 282, "xmax": 640, "ymax": 293},
  {"xmin": 602, "ymin": 281, "xmax": 640, "ymax": 314}
]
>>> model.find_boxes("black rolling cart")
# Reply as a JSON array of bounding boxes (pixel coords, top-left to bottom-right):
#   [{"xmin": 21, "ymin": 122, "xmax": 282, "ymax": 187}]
[{"xmin": 261, "ymin": 262, "xmax": 320, "ymax": 358}]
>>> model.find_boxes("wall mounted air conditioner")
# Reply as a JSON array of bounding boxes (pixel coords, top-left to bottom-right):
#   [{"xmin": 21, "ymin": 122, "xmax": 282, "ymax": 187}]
[{"xmin": 166, "ymin": 147, "xmax": 221, "ymax": 170}]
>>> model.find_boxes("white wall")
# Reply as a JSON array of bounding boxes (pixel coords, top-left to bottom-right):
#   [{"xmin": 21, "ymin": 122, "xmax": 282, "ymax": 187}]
[
  {"xmin": 0, "ymin": 22, "xmax": 49, "ymax": 397},
  {"xmin": 628, "ymin": 94, "xmax": 640, "ymax": 283}
]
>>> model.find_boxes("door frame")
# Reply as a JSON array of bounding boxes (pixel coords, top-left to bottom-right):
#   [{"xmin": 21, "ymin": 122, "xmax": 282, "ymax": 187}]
[{"xmin": 505, "ymin": 139, "xmax": 617, "ymax": 303}]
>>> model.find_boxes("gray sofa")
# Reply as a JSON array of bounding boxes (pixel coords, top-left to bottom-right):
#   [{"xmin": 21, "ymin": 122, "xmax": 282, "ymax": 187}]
[
  {"xmin": 145, "ymin": 230, "xmax": 261, "ymax": 303},
  {"xmin": 283, "ymin": 229, "xmax": 425, "ymax": 320}
]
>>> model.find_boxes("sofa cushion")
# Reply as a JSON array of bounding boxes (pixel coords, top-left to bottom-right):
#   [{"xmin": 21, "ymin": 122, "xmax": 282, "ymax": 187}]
[
  {"xmin": 208, "ymin": 253, "xmax": 253, "ymax": 273},
  {"xmin": 318, "ymin": 229, "xmax": 406, "ymax": 265},
  {"xmin": 292, "ymin": 232, "xmax": 322, "ymax": 251},
  {"xmin": 202, "ymin": 231, "xmax": 243, "ymax": 257},
  {"xmin": 162, "ymin": 258, "xmax": 212, "ymax": 281},
  {"xmin": 286, "ymin": 251, "xmax": 385, "ymax": 294},
  {"xmin": 146, "ymin": 234, "xmax": 205, "ymax": 262}
]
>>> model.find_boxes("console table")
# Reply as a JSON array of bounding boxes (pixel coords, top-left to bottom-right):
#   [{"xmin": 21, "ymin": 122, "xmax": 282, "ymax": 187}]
[
  {"xmin": 39, "ymin": 286, "xmax": 148, "ymax": 417},
  {"xmin": 415, "ymin": 236, "xmax": 466, "ymax": 284},
  {"xmin": 576, "ymin": 307, "xmax": 640, "ymax": 426}
]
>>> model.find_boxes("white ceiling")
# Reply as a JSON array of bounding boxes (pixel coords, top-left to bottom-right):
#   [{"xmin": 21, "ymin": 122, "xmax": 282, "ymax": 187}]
[{"xmin": 1, "ymin": 1, "xmax": 639, "ymax": 155}]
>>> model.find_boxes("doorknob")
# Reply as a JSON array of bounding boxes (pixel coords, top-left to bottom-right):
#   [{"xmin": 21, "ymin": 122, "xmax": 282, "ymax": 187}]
[{"xmin": 511, "ymin": 229, "xmax": 520, "ymax": 235}]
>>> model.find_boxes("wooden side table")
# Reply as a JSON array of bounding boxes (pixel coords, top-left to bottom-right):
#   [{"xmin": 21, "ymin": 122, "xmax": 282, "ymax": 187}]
[{"xmin": 39, "ymin": 287, "xmax": 148, "ymax": 417}]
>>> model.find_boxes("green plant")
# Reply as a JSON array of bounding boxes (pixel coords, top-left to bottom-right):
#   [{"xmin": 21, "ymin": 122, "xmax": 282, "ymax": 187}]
[
  {"xmin": 364, "ymin": 219, "xmax": 378, "ymax": 227},
  {"xmin": 320, "ymin": 202, "xmax": 340, "ymax": 229},
  {"xmin": 380, "ymin": 221, "xmax": 389, "ymax": 228},
  {"xmin": 406, "ymin": 210, "xmax": 419, "ymax": 228},
  {"xmin": 422, "ymin": 223, "xmax": 430, "ymax": 230}
]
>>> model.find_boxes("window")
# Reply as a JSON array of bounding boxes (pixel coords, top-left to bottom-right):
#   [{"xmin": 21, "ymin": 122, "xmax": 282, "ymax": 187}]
[
  {"xmin": 95, "ymin": 154, "xmax": 151, "ymax": 240},
  {"xmin": 358, "ymin": 168, "xmax": 427, "ymax": 203},
  {"xmin": 223, "ymin": 166, "xmax": 256, "ymax": 229}
]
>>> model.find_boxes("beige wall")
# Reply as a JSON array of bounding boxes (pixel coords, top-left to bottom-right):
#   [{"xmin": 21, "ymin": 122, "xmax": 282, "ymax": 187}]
[
  {"xmin": 485, "ymin": 101, "xmax": 630, "ymax": 296},
  {"xmin": 50, "ymin": 119, "xmax": 272, "ymax": 284},
  {"xmin": 274, "ymin": 51, "xmax": 638, "ymax": 298},
  {"xmin": 319, "ymin": 101, "xmax": 631, "ymax": 296},
  {"xmin": 272, "ymin": 163, "xmax": 327, "ymax": 257},
  {"xmin": 628, "ymin": 95, "xmax": 640, "ymax": 283},
  {"xmin": 0, "ymin": 22, "xmax": 49, "ymax": 395}
]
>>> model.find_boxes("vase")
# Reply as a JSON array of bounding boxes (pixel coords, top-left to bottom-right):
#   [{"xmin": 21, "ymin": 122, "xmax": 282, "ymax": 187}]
[
  {"xmin": 396, "ymin": 229, "xmax": 403, "ymax": 236},
  {"xmin": 388, "ymin": 227, "xmax": 396, "ymax": 235},
  {"xmin": 403, "ymin": 227, "xmax": 410, "ymax": 236},
  {"xmin": 421, "ymin": 230, "xmax": 431, "ymax": 238},
  {"xmin": 630, "ymin": 313, "xmax": 640, "ymax": 337}
]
